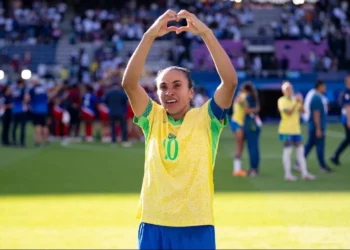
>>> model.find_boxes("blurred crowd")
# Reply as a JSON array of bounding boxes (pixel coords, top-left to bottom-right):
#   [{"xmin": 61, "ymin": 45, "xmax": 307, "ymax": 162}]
[
  {"xmin": 70, "ymin": 0, "xmax": 253, "ymax": 44},
  {"xmin": 272, "ymin": 0, "xmax": 349, "ymax": 42},
  {"xmin": 0, "ymin": 0, "xmax": 349, "ymax": 90},
  {"xmin": 0, "ymin": 0, "xmax": 349, "ymax": 148},
  {"xmin": 0, "ymin": 71, "xmax": 140, "ymax": 147},
  {"xmin": 270, "ymin": 0, "xmax": 349, "ymax": 71},
  {"xmin": 0, "ymin": 0, "xmax": 66, "ymax": 45},
  {"xmin": 68, "ymin": 0, "xmax": 255, "ymax": 71},
  {"xmin": 0, "ymin": 66, "xmax": 209, "ymax": 147}
]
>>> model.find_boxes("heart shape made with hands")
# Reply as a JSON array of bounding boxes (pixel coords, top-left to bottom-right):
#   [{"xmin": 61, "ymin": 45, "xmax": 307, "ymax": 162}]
[
  {"xmin": 167, "ymin": 16, "xmax": 188, "ymax": 32},
  {"xmin": 155, "ymin": 10, "xmax": 204, "ymax": 36}
]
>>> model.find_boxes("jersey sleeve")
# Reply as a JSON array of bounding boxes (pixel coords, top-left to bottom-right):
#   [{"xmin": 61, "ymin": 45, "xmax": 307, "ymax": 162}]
[
  {"xmin": 210, "ymin": 97, "xmax": 230, "ymax": 120},
  {"xmin": 207, "ymin": 98, "xmax": 228, "ymax": 162},
  {"xmin": 133, "ymin": 98, "xmax": 157, "ymax": 142},
  {"xmin": 205, "ymin": 98, "xmax": 228, "ymax": 165},
  {"xmin": 207, "ymin": 98, "xmax": 229, "ymax": 130}
]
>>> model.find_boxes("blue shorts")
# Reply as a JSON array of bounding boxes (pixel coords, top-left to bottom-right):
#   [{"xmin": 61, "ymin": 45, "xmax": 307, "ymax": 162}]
[
  {"xmin": 230, "ymin": 120, "xmax": 243, "ymax": 132},
  {"xmin": 138, "ymin": 222, "xmax": 216, "ymax": 250},
  {"xmin": 279, "ymin": 134, "xmax": 302, "ymax": 143}
]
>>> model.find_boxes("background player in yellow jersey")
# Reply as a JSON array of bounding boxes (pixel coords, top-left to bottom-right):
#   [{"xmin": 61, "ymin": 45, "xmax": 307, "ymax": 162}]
[
  {"xmin": 230, "ymin": 86, "xmax": 248, "ymax": 176},
  {"xmin": 122, "ymin": 9, "xmax": 237, "ymax": 250},
  {"xmin": 278, "ymin": 81, "xmax": 316, "ymax": 181}
]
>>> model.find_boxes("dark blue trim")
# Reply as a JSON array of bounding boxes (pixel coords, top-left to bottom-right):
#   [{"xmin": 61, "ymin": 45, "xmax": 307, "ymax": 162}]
[{"xmin": 210, "ymin": 98, "xmax": 229, "ymax": 120}]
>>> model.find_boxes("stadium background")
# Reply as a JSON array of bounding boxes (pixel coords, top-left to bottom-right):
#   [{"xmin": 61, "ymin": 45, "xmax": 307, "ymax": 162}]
[{"xmin": 0, "ymin": 0, "xmax": 350, "ymax": 248}]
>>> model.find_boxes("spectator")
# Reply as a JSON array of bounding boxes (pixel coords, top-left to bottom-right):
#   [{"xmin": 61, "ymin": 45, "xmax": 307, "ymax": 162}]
[
  {"xmin": 1, "ymin": 85, "xmax": 12, "ymax": 146},
  {"xmin": 103, "ymin": 83, "xmax": 131, "ymax": 147},
  {"xmin": 11, "ymin": 79, "xmax": 28, "ymax": 147}
]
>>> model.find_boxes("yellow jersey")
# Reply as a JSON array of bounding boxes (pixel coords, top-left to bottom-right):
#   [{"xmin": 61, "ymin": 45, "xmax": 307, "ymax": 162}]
[
  {"xmin": 232, "ymin": 92, "xmax": 247, "ymax": 126},
  {"xmin": 134, "ymin": 99, "xmax": 227, "ymax": 227},
  {"xmin": 278, "ymin": 96, "xmax": 302, "ymax": 134}
]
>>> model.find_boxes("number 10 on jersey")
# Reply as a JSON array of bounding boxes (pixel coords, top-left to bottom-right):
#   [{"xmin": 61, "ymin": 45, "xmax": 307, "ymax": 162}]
[{"xmin": 162, "ymin": 138, "xmax": 179, "ymax": 161}]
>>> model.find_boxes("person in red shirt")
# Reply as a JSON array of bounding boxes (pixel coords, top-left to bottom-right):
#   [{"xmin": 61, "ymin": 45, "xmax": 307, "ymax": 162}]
[
  {"xmin": 96, "ymin": 83, "xmax": 111, "ymax": 142},
  {"xmin": 52, "ymin": 95, "xmax": 69, "ymax": 139}
]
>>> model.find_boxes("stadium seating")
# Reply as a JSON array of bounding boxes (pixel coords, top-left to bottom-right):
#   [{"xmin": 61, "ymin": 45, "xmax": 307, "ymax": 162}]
[
  {"xmin": 0, "ymin": 44, "xmax": 57, "ymax": 71},
  {"xmin": 274, "ymin": 40, "xmax": 329, "ymax": 72},
  {"xmin": 192, "ymin": 40, "xmax": 244, "ymax": 70}
]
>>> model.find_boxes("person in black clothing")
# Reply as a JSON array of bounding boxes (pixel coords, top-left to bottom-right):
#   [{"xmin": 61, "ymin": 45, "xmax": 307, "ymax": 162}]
[
  {"xmin": 331, "ymin": 75, "xmax": 350, "ymax": 165},
  {"xmin": 11, "ymin": 79, "xmax": 28, "ymax": 147},
  {"xmin": 103, "ymin": 83, "xmax": 131, "ymax": 147},
  {"xmin": 1, "ymin": 85, "xmax": 13, "ymax": 146}
]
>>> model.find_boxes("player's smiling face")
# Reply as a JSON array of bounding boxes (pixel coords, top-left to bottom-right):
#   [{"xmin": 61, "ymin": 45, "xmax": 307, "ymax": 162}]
[{"xmin": 156, "ymin": 69, "xmax": 194, "ymax": 120}]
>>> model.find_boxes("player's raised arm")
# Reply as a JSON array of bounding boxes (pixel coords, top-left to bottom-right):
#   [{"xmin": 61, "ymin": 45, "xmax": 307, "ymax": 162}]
[
  {"xmin": 122, "ymin": 10, "xmax": 178, "ymax": 118},
  {"xmin": 177, "ymin": 10, "xmax": 238, "ymax": 109},
  {"xmin": 296, "ymin": 94, "xmax": 305, "ymax": 113},
  {"xmin": 280, "ymin": 82, "xmax": 301, "ymax": 116}
]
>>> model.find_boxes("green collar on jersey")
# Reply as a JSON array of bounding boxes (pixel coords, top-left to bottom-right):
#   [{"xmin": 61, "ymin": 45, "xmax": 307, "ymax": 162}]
[
  {"xmin": 167, "ymin": 115, "xmax": 184, "ymax": 126},
  {"xmin": 166, "ymin": 106, "xmax": 193, "ymax": 126}
]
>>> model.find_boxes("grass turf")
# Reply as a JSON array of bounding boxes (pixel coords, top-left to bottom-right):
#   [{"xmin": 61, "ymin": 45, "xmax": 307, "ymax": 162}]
[{"xmin": 0, "ymin": 124, "xmax": 349, "ymax": 248}]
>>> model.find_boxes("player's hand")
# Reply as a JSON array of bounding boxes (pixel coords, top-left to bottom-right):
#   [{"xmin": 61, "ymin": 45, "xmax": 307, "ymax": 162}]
[
  {"xmin": 316, "ymin": 129, "xmax": 322, "ymax": 138},
  {"xmin": 145, "ymin": 10, "xmax": 178, "ymax": 38},
  {"xmin": 295, "ymin": 93, "xmax": 303, "ymax": 103},
  {"xmin": 347, "ymin": 121, "xmax": 350, "ymax": 129},
  {"xmin": 176, "ymin": 10, "xmax": 211, "ymax": 35}
]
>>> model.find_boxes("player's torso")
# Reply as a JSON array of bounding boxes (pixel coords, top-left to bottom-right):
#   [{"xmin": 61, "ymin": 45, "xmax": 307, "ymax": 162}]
[
  {"xmin": 148, "ymin": 108, "xmax": 212, "ymax": 175},
  {"xmin": 310, "ymin": 94, "xmax": 327, "ymax": 130},
  {"xmin": 82, "ymin": 93, "xmax": 96, "ymax": 110},
  {"xmin": 31, "ymin": 86, "xmax": 48, "ymax": 113},
  {"xmin": 12, "ymin": 87, "xmax": 24, "ymax": 113},
  {"xmin": 279, "ymin": 97, "xmax": 300, "ymax": 134},
  {"xmin": 140, "ymin": 104, "xmax": 216, "ymax": 226},
  {"xmin": 232, "ymin": 93, "xmax": 246, "ymax": 125},
  {"xmin": 32, "ymin": 86, "xmax": 47, "ymax": 100}
]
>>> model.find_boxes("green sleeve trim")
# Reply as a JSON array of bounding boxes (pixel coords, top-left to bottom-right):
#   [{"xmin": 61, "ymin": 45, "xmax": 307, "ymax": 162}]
[
  {"xmin": 208, "ymin": 100, "xmax": 228, "ymax": 165},
  {"xmin": 133, "ymin": 99, "xmax": 153, "ymax": 143},
  {"xmin": 208, "ymin": 99, "xmax": 229, "ymax": 128}
]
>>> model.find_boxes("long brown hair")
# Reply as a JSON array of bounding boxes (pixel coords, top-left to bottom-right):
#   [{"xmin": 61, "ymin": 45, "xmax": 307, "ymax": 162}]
[{"xmin": 242, "ymin": 81, "xmax": 259, "ymax": 106}]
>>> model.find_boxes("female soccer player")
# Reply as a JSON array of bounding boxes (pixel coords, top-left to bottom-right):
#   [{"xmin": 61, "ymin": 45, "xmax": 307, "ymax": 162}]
[
  {"xmin": 277, "ymin": 81, "xmax": 316, "ymax": 181},
  {"xmin": 242, "ymin": 82, "xmax": 262, "ymax": 177},
  {"xmin": 122, "ymin": 9, "xmax": 237, "ymax": 250},
  {"xmin": 230, "ymin": 86, "xmax": 247, "ymax": 177}
]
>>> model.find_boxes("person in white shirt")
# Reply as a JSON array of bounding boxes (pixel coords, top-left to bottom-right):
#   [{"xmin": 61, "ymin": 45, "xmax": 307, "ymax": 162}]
[{"xmin": 302, "ymin": 88, "xmax": 316, "ymax": 122}]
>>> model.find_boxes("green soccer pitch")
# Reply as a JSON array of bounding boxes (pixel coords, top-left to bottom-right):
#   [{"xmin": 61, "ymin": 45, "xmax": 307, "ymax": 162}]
[{"xmin": 0, "ymin": 124, "xmax": 349, "ymax": 249}]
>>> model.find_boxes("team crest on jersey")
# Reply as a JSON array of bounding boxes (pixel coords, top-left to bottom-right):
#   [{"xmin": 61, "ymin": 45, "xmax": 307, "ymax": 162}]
[
  {"xmin": 345, "ymin": 94, "xmax": 349, "ymax": 100},
  {"xmin": 168, "ymin": 133, "xmax": 176, "ymax": 139}
]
